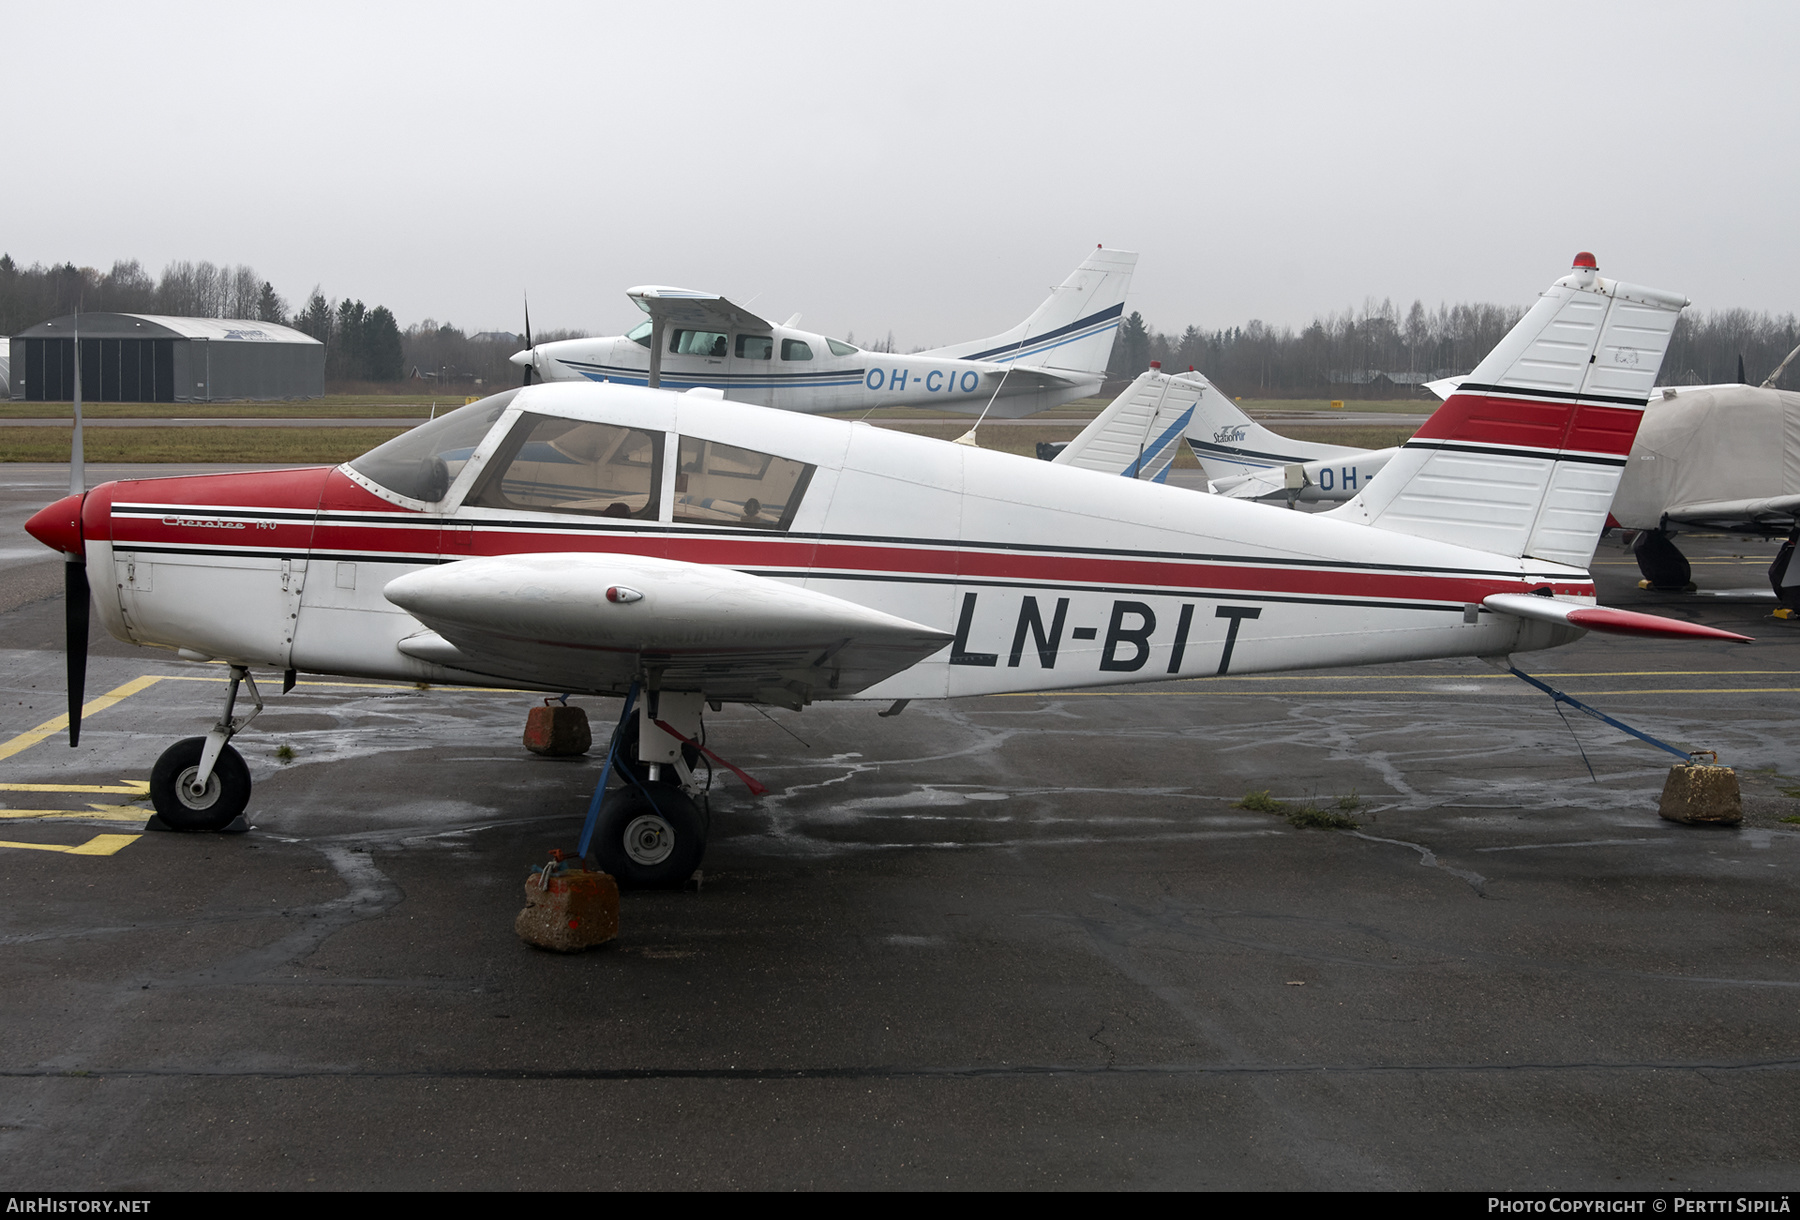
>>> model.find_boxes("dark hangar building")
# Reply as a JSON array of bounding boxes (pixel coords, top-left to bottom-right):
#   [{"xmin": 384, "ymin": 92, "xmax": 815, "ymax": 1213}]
[{"xmin": 10, "ymin": 313, "xmax": 324, "ymax": 403}]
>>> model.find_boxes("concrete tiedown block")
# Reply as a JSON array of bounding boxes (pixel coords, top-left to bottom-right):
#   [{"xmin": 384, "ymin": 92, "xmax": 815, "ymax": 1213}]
[
  {"xmin": 516, "ymin": 862, "xmax": 619, "ymax": 951},
  {"xmin": 1658, "ymin": 763, "xmax": 1742, "ymax": 825},
  {"xmin": 524, "ymin": 704, "xmax": 592, "ymax": 756}
]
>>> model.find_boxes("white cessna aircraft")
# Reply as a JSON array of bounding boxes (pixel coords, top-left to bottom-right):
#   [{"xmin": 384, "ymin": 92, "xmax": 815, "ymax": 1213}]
[
  {"xmin": 28, "ymin": 254, "xmax": 1746, "ymax": 891},
  {"xmin": 508, "ymin": 247, "xmax": 1136, "ymax": 417}
]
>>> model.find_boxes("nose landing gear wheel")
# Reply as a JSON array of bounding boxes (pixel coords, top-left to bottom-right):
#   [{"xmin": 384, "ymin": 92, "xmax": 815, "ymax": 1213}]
[
  {"xmin": 149, "ymin": 736, "xmax": 252, "ymax": 831},
  {"xmin": 594, "ymin": 783, "xmax": 705, "ymax": 888}
]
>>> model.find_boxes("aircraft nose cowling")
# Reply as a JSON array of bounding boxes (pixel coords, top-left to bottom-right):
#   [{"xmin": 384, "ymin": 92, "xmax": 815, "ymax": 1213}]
[{"xmin": 26, "ymin": 493, "xmax": 85, "ymax": 556}]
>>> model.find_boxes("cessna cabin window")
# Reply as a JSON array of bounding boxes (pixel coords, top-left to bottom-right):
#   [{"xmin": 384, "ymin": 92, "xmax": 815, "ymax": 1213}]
[
  {"xmin": 348, "ymin": 389, "xmax": 519, "ymax": 503},
  {"xmin": 469, "ymin": 413, "xmax": 663, "ymax": 520},
  {"xmin": 626, "ymin": 321, "xmax": 653, "ymax": 348},
  {"xmin": 671, "ymin": 329, "xmax": 728, "ymax": 358},
  {"xmin": 673, "ymin": 436, "xmax": 814, "ymax": 530},
  {"xmin": 735, "ymin": 334, "xmax": 772, "ymax": 360},
  {"xmin": 781, "ymin": 339, "xmax": 813, "ymax": 361},
  {"xmin": 825, "ymin": 338, "xmax": 858, "ymax": 356}
]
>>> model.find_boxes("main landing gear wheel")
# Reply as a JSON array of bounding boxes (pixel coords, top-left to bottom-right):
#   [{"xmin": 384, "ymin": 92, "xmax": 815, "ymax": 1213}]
[
  {"xmin": 593, "ymin": 782, "xmax": 705, "ymax": 888},
  {"xmin": 149, "ymin": 737, "xmax": 251, "ymax": 831},
  {"xmin": 1633, "ymin": 529, "xmax": 1693, "ymax": 590}
]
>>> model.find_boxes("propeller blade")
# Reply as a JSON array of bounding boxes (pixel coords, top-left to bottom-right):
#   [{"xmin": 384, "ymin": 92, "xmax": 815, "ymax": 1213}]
[
  {"xmin": 522, "ymin": 294, "xmax": 534, "ymax": 386},
  {"xmin": 65, "ymin": 556, "xmax": 89, "ymax": 747}
]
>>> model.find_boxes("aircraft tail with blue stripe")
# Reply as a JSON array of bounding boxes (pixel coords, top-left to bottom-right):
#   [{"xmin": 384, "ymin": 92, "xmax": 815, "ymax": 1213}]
[
  {"xmin": 923, "ymin": 247, "xmax": 1137, "ymax": 376},
  {"xmin": 1050, "ymin": 368, "xmax": 1201, "ymax": 482}
]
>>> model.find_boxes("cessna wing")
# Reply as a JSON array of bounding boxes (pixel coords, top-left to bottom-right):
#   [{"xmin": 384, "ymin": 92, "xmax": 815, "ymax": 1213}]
[
  {"xmin": 627, "ymin": 286, "xmax": 775, "ymax": 334},
  {"xmin": 383, "ymin": 552, "xmax": 952, "ymax": 708}
]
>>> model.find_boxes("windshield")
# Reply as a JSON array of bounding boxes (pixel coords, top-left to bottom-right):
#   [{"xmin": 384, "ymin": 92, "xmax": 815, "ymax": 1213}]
[
  {"xmin": 348, "ymin": 389, "xmax": 519, "ymax": 502},
  {"xmin": 626, "ymin": 320, "xmax": 652, "ymax": 347}
]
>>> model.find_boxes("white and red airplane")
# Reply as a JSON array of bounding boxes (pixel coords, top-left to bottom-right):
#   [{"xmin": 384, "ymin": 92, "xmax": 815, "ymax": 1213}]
[
  {"xmin": 26, "ymin": 254, "xmax": 1748, "ymax": 887},
  {"xmin": 508, "ymin": 247, "xmax": 1137, "ymax": 418}
]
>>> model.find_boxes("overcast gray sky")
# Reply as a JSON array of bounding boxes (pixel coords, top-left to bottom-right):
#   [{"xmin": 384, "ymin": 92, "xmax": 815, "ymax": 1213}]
[{"xmin": 8, "ymin": 1, "xmax": 1796, "ymax": 344}]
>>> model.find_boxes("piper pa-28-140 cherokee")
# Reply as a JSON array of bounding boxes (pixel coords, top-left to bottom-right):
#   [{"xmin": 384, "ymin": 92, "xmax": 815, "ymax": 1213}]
[
  {"xmin": 508, "ymin": 247, "xmax": 1136, "ymax": 418},
  {"xmin": 26, "ymin": 254, "xmax": 1748, "ymax": 887}
]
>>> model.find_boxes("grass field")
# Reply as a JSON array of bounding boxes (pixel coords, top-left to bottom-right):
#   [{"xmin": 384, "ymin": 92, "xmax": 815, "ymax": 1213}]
[
  {"xmin": 0, "ymin": 397, "xmax": 452, "ymax": 420},
  {"xmin": 0, "ymin": 427, "xmax": 408, "ymax": 464},
  {"xmin": 0, "ymin": 390, "xmax": 1430, "ymax": 462}
]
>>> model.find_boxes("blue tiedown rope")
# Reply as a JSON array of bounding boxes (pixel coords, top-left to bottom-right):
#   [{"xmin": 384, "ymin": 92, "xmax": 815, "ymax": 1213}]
[
  {"xmin": 1507, "ymin": 666, "xmax": 1704, "ymax": 764},
  {"xmin": 577, "ymin": 681, "xmax": 639, "ymax": 859}
]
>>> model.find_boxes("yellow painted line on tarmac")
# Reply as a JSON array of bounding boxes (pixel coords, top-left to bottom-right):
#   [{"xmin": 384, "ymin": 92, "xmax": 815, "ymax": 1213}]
[
  {"xmin": 0, "ymin": 806, "xmax": 147, "ymax": 824},
  {"xmin": 0, "ymin": 834, "xmax": 140, "ymax": 855},
  {"xmin": 0, "ymin": 676, "xmax": 166, "ymax": 763},
  {"xmin": 0, "ymin": 779, "xmax": 149, "ymax": 795}
]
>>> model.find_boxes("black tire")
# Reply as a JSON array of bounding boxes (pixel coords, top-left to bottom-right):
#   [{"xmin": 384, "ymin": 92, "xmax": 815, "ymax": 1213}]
[
  {"xmin": 1633, "ymin": 530, "xmax": 1692, "ymax": 590},
  {"xmin": 150, "ymin": 737, "xmax": 251, "ymax": 831},
  {"xmin": 1770, "ymin": 529, "xmax": 1800, "ymax": 610},
  {"xmin": 592, "ymin": 782, "xmax": 705, "ymax": 888},
  {"xmin": 611, "ymin": 715, "xmax": 700, "ymax": 788}
]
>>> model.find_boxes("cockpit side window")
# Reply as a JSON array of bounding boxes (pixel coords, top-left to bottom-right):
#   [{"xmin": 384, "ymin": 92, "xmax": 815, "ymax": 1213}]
[
  {"xmin": 672, "ymin": 329, "xmax": 728, "ymax": 358},
  {"xmin": 673, "ymin": 436, "xmax": 814, "ymax": 530},
  {"xmin": 781, "ymin": 339, "xmax": 813, "ymax": 361},
  {"xmin": 736, "ymin": 334, "xmax": 772, "ymax": 360},
  {"xmin": 348, "ymin": 389, "xmax": 519, "ymax": 503},
  {"xmin": 468, "ymin": 412, "xmax": 664, "ymax": 520}
]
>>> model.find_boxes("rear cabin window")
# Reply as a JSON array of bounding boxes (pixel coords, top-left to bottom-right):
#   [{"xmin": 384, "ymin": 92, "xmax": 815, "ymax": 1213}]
[
  {"xmin": 781, "ymin": 339, "xmax": 813, "ymax": 361},
  {"xmin": 825, "ymin": 338, "xmax": 857, "ymax": 356},
  {"xmin": 671, "ymin": 329, "xmax": 727, "ymax": 357},
  {"xmin": 673, "ymin": 436, "xmax": 814, "ymax": 530},
  {"xmin": 736, "ymin": 334, "xmax": 772, "ymax": 360},
  {"xmin": 469, "ymin": 413, "xmax": 664, "ymax": 520}
]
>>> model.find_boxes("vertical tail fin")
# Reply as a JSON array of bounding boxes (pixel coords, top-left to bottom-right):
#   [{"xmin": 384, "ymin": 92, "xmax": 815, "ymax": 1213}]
[
  {"xmin": 1054, "ymin": 368, "xmax": 1198, "ymax": 481},
  {"xmin": 1330, "ymin": 254, "xmax": 1686, "ymax": 566},
  {"xmin": 1177, "ymin": 372, "xmax": 1367, "ymax": 482},
  {"xmin": 924, "ymin": 247, "xmax": 1137, "ymax": 375}
]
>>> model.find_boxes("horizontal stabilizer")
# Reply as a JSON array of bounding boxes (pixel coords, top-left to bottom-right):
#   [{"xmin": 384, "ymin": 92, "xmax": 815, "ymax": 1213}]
[
  {"xmin": 385, "ymin": 553, "xmax": 952, "ymax": 702},
  {"xmin": 1483, "ymin": 593, "xmax": 1751, "ymax": 642},
  {"xmin": 1663, "ymin": 494, "xmax": 1800, "ymax": 529},
  {"xmin": 983, "ymin": 364, "xmax": 1089, "ymax": 393},
  {"xmin": 627, "ymin": 286, "xmax": 774, "ymax": 334}
]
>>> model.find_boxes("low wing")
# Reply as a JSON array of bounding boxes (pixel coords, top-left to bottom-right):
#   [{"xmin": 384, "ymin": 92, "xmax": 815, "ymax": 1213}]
[
  {"xmin": 1661, "ymin": 494, "xmax": 1800, "ymax": 531},
  {"xmin": 1483, "ymin": 594, "xmax": 1751, "ymax": 642},
  {"xmin": 384, "ymin": 553, "xmax": 952, "ymax": 707},
  {"xmin": 627, "ymin": 286, "xmax": 774, "ymax": 334},
  {"xmin": 1424, "ymin": 376, "xmax": 1464, "ymax": 400}
]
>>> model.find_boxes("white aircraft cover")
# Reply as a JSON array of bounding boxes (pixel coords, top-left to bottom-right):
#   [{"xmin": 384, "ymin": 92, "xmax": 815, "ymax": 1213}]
[{"xmin": 1611, "ymin": 385, "xmax": 1800, "ymax": 530}]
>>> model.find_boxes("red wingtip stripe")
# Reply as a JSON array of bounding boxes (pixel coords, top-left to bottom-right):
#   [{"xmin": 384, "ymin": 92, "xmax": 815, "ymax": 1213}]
[{"xmin": 1565, "ymin": 605, "xmax": 1752, "ymax": 642}]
